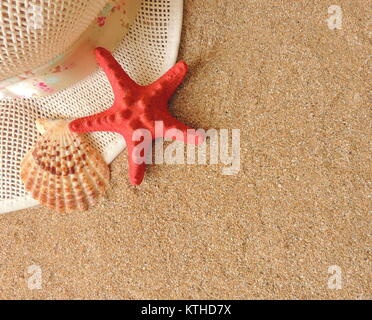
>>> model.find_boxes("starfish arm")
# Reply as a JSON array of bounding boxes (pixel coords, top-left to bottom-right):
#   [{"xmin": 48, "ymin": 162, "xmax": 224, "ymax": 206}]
[
  {"xmin": 95, "ymin": 47, "xmax": 139, "ymax": 100},
  {"xmin": 161, "ymin": 114, "xmax": 205, "ymax": 145},
  {"xmin": 126, "ymin": 139, "xmax": 148, "ymax": 186},
  {"xmin": 69, "ymin": 109, "xmax": 115, "ymax": 134},
  {"xmin": 149, "ymin": 61, "xmax": 188, "ymax": 100}
]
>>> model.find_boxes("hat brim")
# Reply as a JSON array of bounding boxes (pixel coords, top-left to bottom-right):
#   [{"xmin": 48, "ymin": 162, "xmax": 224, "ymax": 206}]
[{"xmin": 0, "ymin": 0, "xmax": 184, "ymax": 214}]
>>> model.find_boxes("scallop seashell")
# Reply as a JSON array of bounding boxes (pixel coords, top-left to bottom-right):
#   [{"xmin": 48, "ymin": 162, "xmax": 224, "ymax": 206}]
[{"xmin": 20, "ymin": 119, "xmax": 110, "ymax": 213}]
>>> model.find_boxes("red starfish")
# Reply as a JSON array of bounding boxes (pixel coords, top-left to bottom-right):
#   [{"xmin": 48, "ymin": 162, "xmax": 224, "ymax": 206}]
[{"xmin": 69, "ymin": 47, "xmax": 204, "ymax": 185}]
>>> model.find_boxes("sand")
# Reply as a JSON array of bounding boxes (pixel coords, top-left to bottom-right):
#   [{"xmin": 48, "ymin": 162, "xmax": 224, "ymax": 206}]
[{"xmin": 0, "ymin": 0, "xmax": 370, "ymax": 299}]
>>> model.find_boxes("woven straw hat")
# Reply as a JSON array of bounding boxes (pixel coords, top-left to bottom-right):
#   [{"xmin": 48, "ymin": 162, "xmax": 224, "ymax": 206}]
[{"xmin": 0, "ymin": 0, "xmax": 184, "ymax": 213}]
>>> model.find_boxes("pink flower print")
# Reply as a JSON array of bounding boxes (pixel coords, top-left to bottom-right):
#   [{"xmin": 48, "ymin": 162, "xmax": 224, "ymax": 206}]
[
  {"xmin": 34, "ymin": 81, "xmax": 54, "ymax": 93},
  {"xmin": 52, "ymin": 66, "xmax": 62, "ymax": 73},
  {"xmin": 97, "ymin": 16, "xmax": 106, "ymax": 27}
]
